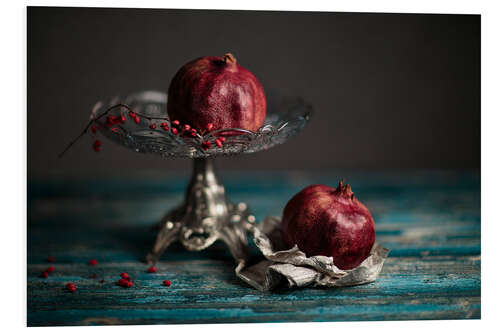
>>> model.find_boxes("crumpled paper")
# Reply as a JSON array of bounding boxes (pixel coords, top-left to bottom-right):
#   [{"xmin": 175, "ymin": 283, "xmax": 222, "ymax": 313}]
[{"xmin": 236, "ymin": 216, "xmax": 389, "ymax": 291}]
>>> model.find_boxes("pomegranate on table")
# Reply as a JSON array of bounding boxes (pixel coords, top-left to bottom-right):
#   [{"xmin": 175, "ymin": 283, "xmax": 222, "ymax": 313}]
[
  {"xmin": 167, "ymin": 53, "xmax": 266, "ymax": 133},
  {"xmin": 281, "ymin": 180, "xmax": 376, "ymax": 270}
]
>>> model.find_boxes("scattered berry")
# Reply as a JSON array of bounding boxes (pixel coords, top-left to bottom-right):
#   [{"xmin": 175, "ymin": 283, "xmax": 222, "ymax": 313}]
[
  {"xmin": 105, "ymin": 115, "xmax": 115, "ymax": 127},
  {"xmin": 161, "ymin": 122, "xmax": 169, "ymax": 131},
  {"xmin": 218, "ymin": 136, "xmax": 226, "ymax": 142},
  {"xmin": 46, "ymin": 266, "xmax": 55, "ymax": 273},
  {"xmin": 120, "ymin": 272, "xmax": 130, "ymax": 280},
  {"xmin": 135, "ymin": 116, "xmax": 140, "ymax": 124},
  {"xmin": 89, "ymin": 259, "xmax": 98, "ymax": 266},
  {"xmin": 172, "ymin": 120, "xmax": 180, "ymax": 126},
  {"xmin": 171, "ymin": 128, "xmax": 178, "ymax": 135},
  {"xmin": 47, "ymin": 256, "xmax": 55, "ymax": 263},
  {"xmin": 129, "ymin": 111, "xmax": 136, "ymax": 118},
  {"xmin": 147, "ymin": 266, "xmax": 157, "ymax": 273},
  {"xmin": 42, "ymin": 271, "xmax": 49, "ymax": 278},
  {"xmin": 183, "ymin": 124, "xmax": 191, "ymax": 131},
  {"xmin": 66, "ymin": 283, "xmax": 76, "ymax": 292},
  {"xmin": 202, "ymin": 141, "xmax": 211, "ymax": 150},
  {"xmin": 92, "ymin": 140, "xmax": 102, "ymax": 152},
  {"xmin": 163, "ymin": 280, "xmax": 171, "ymax": 287},
  {"xmin": 91, "ymin": 125, "xmax": 97, "ymax": 133},
  {"xmin": 111, "ymin": 127, "xmax": 118, "ymax": 133},
  {"xmin": 117, "ymin": 278, "xmax": 133, "ymax": 288},
  {"xmin": 215, "ymin": 139, "xmax": 223, "ymax": 148},
  {"xmin": 120, "ymin": 115, "xmax": 126, "ymax": 123},
  {"xmin": 207, "ymin": 123, "xmax": 214, "ymax": 131},
  {"xmin": 149, "ymin": 123, "xmax": 156, "ymax": 130},
  {"xmin": 100, "ymin": 279, "xmax": 105, "ymax": 283}
]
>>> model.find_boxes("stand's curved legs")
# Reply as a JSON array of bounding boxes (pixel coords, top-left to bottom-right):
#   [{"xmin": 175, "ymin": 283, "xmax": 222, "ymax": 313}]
[
  {"xmin": 218, "ymin": 222, "xmax": 249, "ymax": 263},
  {"xmin": 145, "ymin": 158, "xmax": 254, "ymax": 264},
  {"xmin": 145, "ymin": 221, "xmax": 181, "ymax": 265}
]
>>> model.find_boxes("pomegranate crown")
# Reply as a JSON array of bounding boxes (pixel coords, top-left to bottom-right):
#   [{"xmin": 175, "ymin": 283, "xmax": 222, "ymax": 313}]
[
  {"xmin": 221, "ymin": 53, "xmax": 237, "ymax": 65},
  {"xmin": 336, "ymin": 179, "xmax": 355, "ymax": 199}
]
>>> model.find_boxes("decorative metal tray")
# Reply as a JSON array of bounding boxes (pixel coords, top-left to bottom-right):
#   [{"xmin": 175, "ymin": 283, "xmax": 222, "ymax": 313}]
[{"xmin": 91, "ymin": 90, "xmax": 312, "ymax": 158}]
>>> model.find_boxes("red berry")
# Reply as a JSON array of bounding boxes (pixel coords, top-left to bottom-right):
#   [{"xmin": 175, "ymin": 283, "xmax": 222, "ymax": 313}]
[
  {"xmin": 120, "ymin": 272, "xmax": 130, "ymax": 280},
  {"xmin": 118, "ymin": 278, "xmax": 128, "ymax": 286},
  {"xmin": 171, "ymin": 128, "xmax": 178, "ymax": 135},
  {"xmin": 129, "ymin": 111, "xmax": 136, "ymax": 118},
  {"xmin": 207, "ymin": 123, "xmax": 214, "ymax": 131},
  {"xmin": 163, "ymin": 280, "xmax": 171, "ymax": 287},
  {"xmin": 172, "ymin": 120, "xmax": 180, "ymax": 126},
  {"xmin": 127, "ymin": 281, "xmax": 133, "ymax": 287},
  {"xmin": 46, "ymin": 266, "xmax": 55, "ymax": 273},
  {"xmin": 48, "ymin": 256, "xmax": 55, "ymax": 262},
  {"xmin": 120, "ymin": 115, "xmax": 126, "ymax": 123},
  {"xmin": 147, "ymin": 266, "xmax": 157, "ymax": 273},
  {"xmin": 91, "ymin": 125, "xmax": 97, "ymax": 134},
  {"xmin": 149, "ymin": 123, "xmax": 156, "ymax": 129},
  {"xmin": 89, "ymin": 259, "xmax": 98, "ymax": 266},
  {"xmin": 92, "ymin": 140, "xmax": 102, "ymax": 152},
  {"xmin": 100, "ymin": 279, "xmax": 105, "ymax": 283},
  {"xmin": 218, "ymin": 136, "xmax": 226, "ymax": 142},
  {"xmin": 66, "ymin": 283, "xmax": 76, "ymax": 292},
  {"xmin": 42, "ymin": 271, "xmax": 49, "ymax": 278},
  {"xmin": 135, "ymin": 116, "xmax": 140, "ymax": 124},
  {"xmin": 202, "ymin": 141, "xmax": 211, "ymax": 150},
  {"xmin": 161, "ymin": 122, "xmax": 169, "ymax": 130},
  {"xmin": 183, "ymin": 124, "xmax": 191, "ymax": 131},
  {"xmin": 215, "ymin": 139, "xmax": 223, "ymax": 148}
]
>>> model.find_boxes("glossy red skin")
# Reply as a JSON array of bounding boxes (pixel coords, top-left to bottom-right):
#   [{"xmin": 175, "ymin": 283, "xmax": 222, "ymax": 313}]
[
  {"xmin": 282, "ymin": 184, "xmax": 376, "ymax": 270},
  {"xmin": 167, "ymin": 55, "xmax": 266, "ymax": 133}
]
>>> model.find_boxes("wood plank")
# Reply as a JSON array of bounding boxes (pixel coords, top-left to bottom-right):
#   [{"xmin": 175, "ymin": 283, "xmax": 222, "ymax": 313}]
[{"xmin": 27, "ymin": 171, "xmax": 480, "ymax": 325}]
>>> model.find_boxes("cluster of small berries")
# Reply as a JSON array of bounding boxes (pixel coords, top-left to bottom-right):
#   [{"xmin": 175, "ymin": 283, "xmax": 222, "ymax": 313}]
[
  {"xmin": 41, "ymin": 257, "xmax": 172, "ymax": 293},
  {"xmin": 89, "ymin": 107, "xmax": 228, "ymax": 152},
  {"xmin": 117, "ymin": 272, "xmax": 133, "ymax": 288}
]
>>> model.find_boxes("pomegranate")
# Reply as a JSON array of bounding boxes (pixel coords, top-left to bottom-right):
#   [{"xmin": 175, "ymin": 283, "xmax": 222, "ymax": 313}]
[
  {"xmin": 281, "ymin": 180, "xmax": 376, "ymax": 270},
  {"xmin": 167, "ymin": 53, "xmax": 266, "ymax": 133}
]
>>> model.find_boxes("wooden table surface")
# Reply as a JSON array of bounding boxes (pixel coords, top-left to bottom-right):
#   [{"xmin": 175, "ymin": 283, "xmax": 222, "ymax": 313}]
[{"xmin": 27, "ymin": 169, "xmax": 480, "ymax": 326}]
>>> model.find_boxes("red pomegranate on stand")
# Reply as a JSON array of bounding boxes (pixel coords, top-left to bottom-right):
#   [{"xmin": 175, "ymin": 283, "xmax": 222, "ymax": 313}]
[
  {"xmin": 281, "ymin": 180, "xmax": 376, "ymax": 270},
  {"xmin": 167, "ymin": 53, "xmax": 266, "ymax": 133}
]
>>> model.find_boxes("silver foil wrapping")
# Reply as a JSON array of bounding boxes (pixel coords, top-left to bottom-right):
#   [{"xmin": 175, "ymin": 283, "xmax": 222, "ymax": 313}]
[{"xmin": 236, "ymin": 216, "xmax": 389, "ymax": 291}]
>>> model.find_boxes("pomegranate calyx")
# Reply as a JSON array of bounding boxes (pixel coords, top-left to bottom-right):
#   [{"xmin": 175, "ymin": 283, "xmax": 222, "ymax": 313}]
[
  {"xmin": 336, "ymin": 179, "xmax": 354, "ymax": 199},
  {"xmin": 221, "ymin": 53, "xmax": 237, "ymax": 65}
]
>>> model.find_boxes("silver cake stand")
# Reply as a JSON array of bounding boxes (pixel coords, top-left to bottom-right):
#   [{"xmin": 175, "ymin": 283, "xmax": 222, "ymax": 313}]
[{"xmin": 90, "ymin": 91, "xmax": 312, "ymax": 265}]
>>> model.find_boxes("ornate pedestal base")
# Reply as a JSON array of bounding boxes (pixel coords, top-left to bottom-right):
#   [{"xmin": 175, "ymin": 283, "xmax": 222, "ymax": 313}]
[{"xmin": 146, "ymin": 158, "xmax": 255, "ymax": 264}]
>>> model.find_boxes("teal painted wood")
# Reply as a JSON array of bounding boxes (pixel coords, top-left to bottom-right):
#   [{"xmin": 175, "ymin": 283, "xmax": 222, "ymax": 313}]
[{"xmin": 27, "ymin": 170, "xmax": 480, "ymax": 326}]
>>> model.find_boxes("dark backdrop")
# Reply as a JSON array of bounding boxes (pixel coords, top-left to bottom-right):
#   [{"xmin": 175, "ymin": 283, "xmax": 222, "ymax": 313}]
[{"xmin": 27, "ymin": 7, "xmax": 480, "ymax": 179}]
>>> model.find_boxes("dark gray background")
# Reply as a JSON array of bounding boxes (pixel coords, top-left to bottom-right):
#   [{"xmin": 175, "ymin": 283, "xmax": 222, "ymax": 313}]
[{"xmin": 28, "ymin": 7, "xmax": 480, "ymax": 179}]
